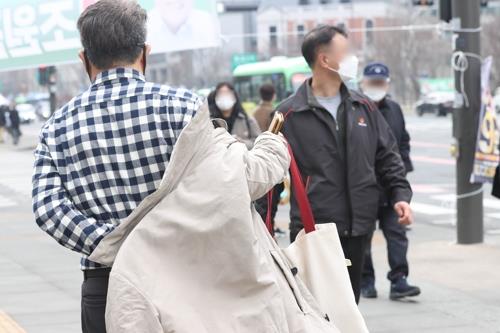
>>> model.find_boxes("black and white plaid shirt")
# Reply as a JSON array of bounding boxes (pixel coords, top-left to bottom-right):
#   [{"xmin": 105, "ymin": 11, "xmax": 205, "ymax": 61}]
[{"xmin": 32, "ymin": 68, "xmax": 202, "ymax": 270}]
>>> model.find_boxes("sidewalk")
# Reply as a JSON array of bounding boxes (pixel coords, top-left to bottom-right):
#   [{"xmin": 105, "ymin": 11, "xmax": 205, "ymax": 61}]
[{"xmin": 359, "ymin": 224, "xmax": 500, "ymax": 333}]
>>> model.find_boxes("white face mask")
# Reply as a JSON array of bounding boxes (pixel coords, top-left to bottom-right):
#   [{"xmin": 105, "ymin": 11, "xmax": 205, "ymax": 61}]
[
  {"xmin": 363, "ymin": 87, "xmax": 387, "ymax": 102},
  {"xmin": 215, "ymin": 95, "xmax": 236, "ymax": 111},
  {"xmin": 327, "ymin": 55, "xmax": 359, "ymax": 82}
]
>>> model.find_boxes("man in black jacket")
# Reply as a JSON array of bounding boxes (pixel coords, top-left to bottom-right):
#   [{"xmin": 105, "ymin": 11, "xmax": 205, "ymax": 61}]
[
  {"xmin": 359, "ymin": 62, "xmax": 421, "ymax": 300},
  {"xmin": 276, "ymin": 25, "xmax": 413, "ymax": 303}
]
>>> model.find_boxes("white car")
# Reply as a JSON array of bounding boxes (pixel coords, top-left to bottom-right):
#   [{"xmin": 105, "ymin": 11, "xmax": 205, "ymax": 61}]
[{"xmin": 16, "ymin": 103, "xmax": 37, "ymax": 123}]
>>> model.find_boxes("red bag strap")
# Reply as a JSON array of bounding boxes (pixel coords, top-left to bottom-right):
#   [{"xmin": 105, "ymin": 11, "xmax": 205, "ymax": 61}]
[
  {"xmin": 265, "ymin": 189, "xmax": 274, "ymax": 235},
  {"xmin": 264, "ymin": 144, "xmax": 316, "ymax": 234},
  {"xmin": 287, "ymin": 144, "xmax": 316, "ymax": 234}
]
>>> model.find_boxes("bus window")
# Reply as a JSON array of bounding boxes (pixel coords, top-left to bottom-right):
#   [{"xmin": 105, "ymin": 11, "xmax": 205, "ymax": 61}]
[{"xmin": 234, "ymin": 73, "xmax": 286, "ymax": 104}]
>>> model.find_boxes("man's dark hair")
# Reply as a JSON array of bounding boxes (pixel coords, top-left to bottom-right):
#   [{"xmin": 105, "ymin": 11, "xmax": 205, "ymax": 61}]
[
  {"xmin": 77, "ymin": 0, "xmax": 147, "ymax": 69},
  {"xmin": 301, "ymin": 25, "xmax": 348, "ymax": 67},
  {"xmin": 259, "ymin": 84, "xmax": 275, "ymax": 102}
]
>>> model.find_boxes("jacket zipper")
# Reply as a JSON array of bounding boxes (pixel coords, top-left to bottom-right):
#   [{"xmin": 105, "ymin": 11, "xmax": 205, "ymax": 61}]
[{"xmin": 343, "ymin": 102, "xmax": 354, "ymax": 237}]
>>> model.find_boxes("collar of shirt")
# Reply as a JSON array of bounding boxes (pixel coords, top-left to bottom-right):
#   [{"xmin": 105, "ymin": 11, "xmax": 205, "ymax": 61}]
[{"xmin": 92, "ymin": 67, "xmax": 145, "ymax": 87}]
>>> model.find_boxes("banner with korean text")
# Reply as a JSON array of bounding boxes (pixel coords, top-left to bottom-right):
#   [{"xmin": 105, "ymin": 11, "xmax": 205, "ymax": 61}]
[{"xmin": 0, "ymin": 0, "xmax": 220, "ymax": 71}]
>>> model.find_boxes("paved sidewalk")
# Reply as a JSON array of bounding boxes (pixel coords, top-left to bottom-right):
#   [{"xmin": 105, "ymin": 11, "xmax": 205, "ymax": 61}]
[{"xmin": 358, "ymin": 224, "xmax": 500, "ymax": 333}]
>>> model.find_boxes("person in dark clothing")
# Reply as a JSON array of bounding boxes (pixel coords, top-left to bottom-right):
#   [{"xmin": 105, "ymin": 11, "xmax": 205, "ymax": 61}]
[
  {"xmin": 0, "ymin": 104, "xmax": 7, "ymax": 143},
  {"xmin": 253, "ymin": 83, "xmax": 276, "ymax": 131},
  {"xmin": 359, "ymin": 62, "xmax": 421, "ymax": 300},
  {"xmin": 6, "ymin": 102, "xmax": 21, "ymax": 145},
  {"xmin": 273, "ymin": 25, "xmax": 413, "ymax": 304},
  {"xmin": 208, "ymin": 82, "xmax": 260, "ymax": 149}
]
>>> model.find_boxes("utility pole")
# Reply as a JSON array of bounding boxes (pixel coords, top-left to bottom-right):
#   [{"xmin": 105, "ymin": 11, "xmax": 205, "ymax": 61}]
[
  {"xmin": 48, "ymin": 66, "xmax": 57, "ymax": 115},
  {"xmin": 451, "ymin": 0, "xmax": 483, "ymax": 244}
]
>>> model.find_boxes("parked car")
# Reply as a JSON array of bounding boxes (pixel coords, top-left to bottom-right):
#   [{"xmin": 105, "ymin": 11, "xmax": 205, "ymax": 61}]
[
  {"xmin": 16, "ymin": 103, "xmax": 37, "ymax": 124},
  {"xmin": 415, "ymin": 91, "xmax": 454, "ymax": 117},
  {"xmin": 26, "ymin": 93, "xmax": 51, "ymax": 120}
]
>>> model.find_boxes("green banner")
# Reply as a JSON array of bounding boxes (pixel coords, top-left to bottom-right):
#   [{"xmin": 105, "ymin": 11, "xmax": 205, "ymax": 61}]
[
  {"xmin": 0, "ymin": 0, "xmax": 82, "ymax": 71},
  {"xmin": 0, "ymin": 0, "xmax": 220, "ymax": 72}
]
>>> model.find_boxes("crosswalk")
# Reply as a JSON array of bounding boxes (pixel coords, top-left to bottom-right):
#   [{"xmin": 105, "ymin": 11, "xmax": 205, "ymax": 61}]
[{"xmin": 411, "ymin": 188, "xmax": 500, "ymax": 233}]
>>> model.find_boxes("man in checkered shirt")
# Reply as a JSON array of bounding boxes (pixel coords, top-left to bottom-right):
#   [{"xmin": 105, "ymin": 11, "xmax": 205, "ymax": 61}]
[{"xmin": 31, "ymin": 1, "xmax": 202, "ymax": 332}]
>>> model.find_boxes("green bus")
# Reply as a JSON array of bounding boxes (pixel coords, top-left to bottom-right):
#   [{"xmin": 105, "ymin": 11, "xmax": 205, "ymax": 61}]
[{"xmin": 233, "ymin": 56, "xmax": 311, "ymax": 111}]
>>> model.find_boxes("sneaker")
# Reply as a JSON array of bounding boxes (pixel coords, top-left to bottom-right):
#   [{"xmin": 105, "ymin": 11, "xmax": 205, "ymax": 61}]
[
  {"xmin": 361, "ymin": 284, "xmax": 378, "ymax": 299},
  {"xmin": 390, "ymin": 276, "xmax": 421, "ymax": 300}
]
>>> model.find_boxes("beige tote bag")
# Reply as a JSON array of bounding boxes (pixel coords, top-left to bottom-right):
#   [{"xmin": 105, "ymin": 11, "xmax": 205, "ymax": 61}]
[{"xmin": 266, "ymin": 145, "xmax": 369, "ymax": 333}]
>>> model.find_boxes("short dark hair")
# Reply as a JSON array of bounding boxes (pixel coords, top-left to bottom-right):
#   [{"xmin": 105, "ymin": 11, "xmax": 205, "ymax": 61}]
[
  {"xmin": 301, "ymin": 25, "xmax": 348, "ymax": 67},
  {"xmin": 259, "ymin": 84, "xmax": 275, "ymax": 102},
  {"xmin": 77, "ymin": 0, "xmax": 147, "ymax": 69}
]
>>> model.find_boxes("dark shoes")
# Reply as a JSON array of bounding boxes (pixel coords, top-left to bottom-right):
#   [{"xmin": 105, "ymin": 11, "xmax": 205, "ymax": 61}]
[
  {"xmin": 362, "ymin": 276, "xmax": 421, "ymax": 300},
  {"xmin": 361, "ymin": 284, "xmax": 378, "ymax": 299},
  {"xmin": 390, "ymin": 276, "xmax": 421, "ymax": 300}
]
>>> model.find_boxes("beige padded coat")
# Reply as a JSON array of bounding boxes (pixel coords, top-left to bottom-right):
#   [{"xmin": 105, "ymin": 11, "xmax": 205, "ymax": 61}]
[{"xmin": 89, "ymin": 104, "xmax": 340, "ymax": 333}]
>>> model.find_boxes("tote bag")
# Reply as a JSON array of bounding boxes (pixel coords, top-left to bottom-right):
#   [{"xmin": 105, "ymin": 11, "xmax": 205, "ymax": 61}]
[{"xmin": 266, "ymin": 145, "xmax": 369, "ymax": 333}]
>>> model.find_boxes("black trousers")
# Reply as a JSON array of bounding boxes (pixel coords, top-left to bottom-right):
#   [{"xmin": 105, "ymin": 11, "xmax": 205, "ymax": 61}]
[
  {"xmin": 81, "ymin": 268, "xmax": 110, "ymax": 333},
  {"xmin": 290, "ymin": 228, "xmax": 368, "ymax": 304},
  {"xmin": 362, "ymin": 205, "xmax": 409, "ymax": 286},
  {"xmin": 340, "ymin": 235, "xmax": 369, "ymax": 304}
]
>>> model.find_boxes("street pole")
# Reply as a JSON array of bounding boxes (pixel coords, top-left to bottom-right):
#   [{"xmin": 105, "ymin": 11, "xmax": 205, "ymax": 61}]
[
  {"xmin": 451, "ymin": 0, "xmax": 483, "ymax": 244},
  {"xmin": 48, "ymin": 66, "xmax": 57, "ymax": 116}
]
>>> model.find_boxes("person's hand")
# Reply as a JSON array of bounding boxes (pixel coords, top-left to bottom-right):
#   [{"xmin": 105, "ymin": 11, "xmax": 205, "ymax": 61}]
[{"xmin": 394, "ymin": 201, "xmax": 413, "ymax": 225}]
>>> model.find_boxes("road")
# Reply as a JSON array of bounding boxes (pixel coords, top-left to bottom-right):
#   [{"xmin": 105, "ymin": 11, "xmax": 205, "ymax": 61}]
[{"xmin": 0, "ymin": 115, "xmax": 499, "ymax": 332}]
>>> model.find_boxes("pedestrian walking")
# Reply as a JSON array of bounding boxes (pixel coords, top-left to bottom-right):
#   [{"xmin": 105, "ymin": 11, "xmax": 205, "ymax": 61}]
[
  {"xmin": 6, "ymin": 102, "xmax": 21, "ymax": 145},
  {"xmin": 273, "ymin": 25, "xmax": 413, "ymax": 303},
  {"xmin": 32, "ymin": 1, "xmax": 203, "ymax": 332},
  {"xmin": 0, "ymin": 104, "xmax": 7, "ymax": 143},
  {"xmin": 253, "ymin": 83, "xmax": 276, "ymax": 131},
  {"xmin": 359, "ymin": 62, "xmax": 421, "ymax": 300},
  {"xmin": 208, "ymin": 82, "xmax": 261, "ymax": 149}
]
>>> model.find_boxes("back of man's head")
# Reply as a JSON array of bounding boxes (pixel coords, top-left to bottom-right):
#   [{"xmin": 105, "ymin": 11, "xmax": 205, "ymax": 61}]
[
  {"xmin": 77, "ymin": 0, "xmax": 147, "ymax": 70},
  {"xmin": 259, "ymin": 84, "xmax": 275, "ymax": 102}
]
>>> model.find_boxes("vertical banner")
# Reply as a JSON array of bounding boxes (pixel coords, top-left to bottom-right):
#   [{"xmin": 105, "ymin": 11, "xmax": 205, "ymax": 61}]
[{"xmin": 471, "ymin": 56, "xmax": 500, "ymax": 183}]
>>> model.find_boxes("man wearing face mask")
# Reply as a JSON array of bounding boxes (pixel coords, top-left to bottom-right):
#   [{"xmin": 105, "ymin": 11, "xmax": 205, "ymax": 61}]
[
  {"xmin": 32, "ymin": 1, "xmax": 203, "ymax": 332},
  {"xmin": 360, "ymin": 63, "xmax": 420, "ymax": 300},
  {"xmin": 274, "ymin": 25, "xmax": 413, "ymax": 303}
]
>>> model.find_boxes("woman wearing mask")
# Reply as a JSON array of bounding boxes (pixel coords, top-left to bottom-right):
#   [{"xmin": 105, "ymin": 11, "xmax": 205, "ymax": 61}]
[{"xmin": 209, "ymin": 82, "xmax": 261, "ymax": 149}]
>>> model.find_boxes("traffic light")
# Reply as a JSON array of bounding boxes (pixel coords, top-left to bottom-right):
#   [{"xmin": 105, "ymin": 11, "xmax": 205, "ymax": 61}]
[
  {"xmin": 37, "ymin": 66, "xmax": 56, "ymax": 86},
  {"xmin": 38, "ymin": 66, "xmax": 48, "ymax": 86}
]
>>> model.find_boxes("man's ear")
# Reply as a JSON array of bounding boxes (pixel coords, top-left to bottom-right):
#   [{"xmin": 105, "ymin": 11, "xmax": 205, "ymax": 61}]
[
  {"xmin": 78, "ymin": 50, "xmax": 86, "ymax": 64},
  {"xmin": 317, "ymin": 52, "xmax": 330, "ymax": 70},
  {"xmin": 145, "ymin": 43, "xmax": 152, "ymax": 56}
]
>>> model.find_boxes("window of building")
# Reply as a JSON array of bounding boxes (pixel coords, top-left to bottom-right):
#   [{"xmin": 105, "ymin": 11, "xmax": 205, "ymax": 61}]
[
  {"xmin": 366, "ymin": 19, "xmax": 374, "ymax": 45},
  {"xmin": 269, "ymin": 26, "xmax": 278, "ymax": 49}
]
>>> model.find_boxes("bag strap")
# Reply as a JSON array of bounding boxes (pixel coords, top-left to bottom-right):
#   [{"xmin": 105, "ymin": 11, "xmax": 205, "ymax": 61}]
[
  {"xmin": 287, "ymin": 144, "xmax": 316, "ymax": 234},
  {"xmin": 265, "ymin": 189, "xmax": 274, "ymax": 236},
  {"xmin": 265, "ymin": 144, "xmax": 316, "ymax": 235}
]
